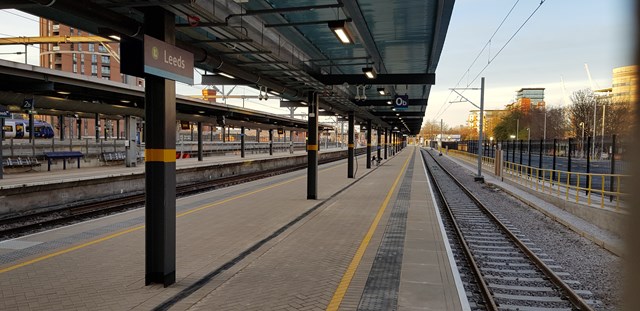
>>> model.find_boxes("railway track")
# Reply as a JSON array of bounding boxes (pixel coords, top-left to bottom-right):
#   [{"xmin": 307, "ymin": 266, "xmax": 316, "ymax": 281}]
[
  {"xmin": 0, "ymin": 155, "xmax": 350, "ymax": 239},
  {"xmin": 421, "ymin": 148, "xmax": 598, "ymax": 311}
]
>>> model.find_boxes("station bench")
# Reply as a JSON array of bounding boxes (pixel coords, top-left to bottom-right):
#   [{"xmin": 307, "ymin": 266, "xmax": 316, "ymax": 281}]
[
  {"xmin": 43, "ymin": 151, "xmax": 84, "ymax": 171},
  {"xmin": 101, "ymin": 151, "xmax": 126, "ymax": 164},
  {"xmin": 2, "ymin": 157, "xmax": 41, "ymax": 170}
]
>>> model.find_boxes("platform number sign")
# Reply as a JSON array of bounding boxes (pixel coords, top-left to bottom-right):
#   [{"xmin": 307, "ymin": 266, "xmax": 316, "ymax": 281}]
[
  {"xmin": 22, "ymin": 98, "xmax": 34, "ymax": 110},
  {"xmin": 394, "ymin": 95, "xmax": 409, "ymax": 110}
]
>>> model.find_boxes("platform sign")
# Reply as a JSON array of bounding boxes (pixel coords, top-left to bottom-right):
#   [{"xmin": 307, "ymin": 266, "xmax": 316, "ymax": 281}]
[
  {"xmin": 143, "ymin": 35, "xmax": 194, "ymax": 84},
  {"xmin": 22, "ymin": 98, "xmax": 34, "ymax": 110},
  {"xmin": 0, "ymin": 104, "xmax": 9, "ymax": 118},
  {"xmin": 393, "ymin": 95, "xmax": 409, "ymax": 110}
]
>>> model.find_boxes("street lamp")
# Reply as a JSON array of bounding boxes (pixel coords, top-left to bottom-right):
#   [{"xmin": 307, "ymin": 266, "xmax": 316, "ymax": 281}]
[
  {"xmin": 579, "ymin": 122, "xmax": 585, "ymax": 158},
  {"xmin": 526, "ymin": 128, "xmax": 530, "ymax": 153}
]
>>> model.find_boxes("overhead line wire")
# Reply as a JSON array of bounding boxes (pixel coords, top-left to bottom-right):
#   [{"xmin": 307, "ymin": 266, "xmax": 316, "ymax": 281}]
[
  {"xmin": 433, "ymin": 0, "xmax": 521, "ymax": 120},
  {"xmin": 434, "ymin": 0, "xmax": 548, "ymax": 121}
]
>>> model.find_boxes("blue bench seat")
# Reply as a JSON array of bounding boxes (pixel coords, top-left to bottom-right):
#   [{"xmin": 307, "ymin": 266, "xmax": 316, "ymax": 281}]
[{"xmin": 43, "ymin": 151, "xmax": 84, "ymax": 171}]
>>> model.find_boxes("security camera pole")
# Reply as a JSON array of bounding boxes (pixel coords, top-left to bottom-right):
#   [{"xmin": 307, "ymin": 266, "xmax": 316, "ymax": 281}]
[{"xmin": 450, "ymin": 77, "xmax": 486, "ymax": 182}]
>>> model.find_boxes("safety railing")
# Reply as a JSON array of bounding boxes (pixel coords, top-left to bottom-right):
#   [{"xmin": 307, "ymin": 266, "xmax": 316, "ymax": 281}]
[
  {"xmin": 447, "ymin": 149, "xmax": 496, "ymax": 169},
  {"xmin": 502, "ymin": 161, "xmax": 627, "ymax": 210},
  {"xmin": 445, "ymin": 149, "xmax": 628, "ymax": 210}
]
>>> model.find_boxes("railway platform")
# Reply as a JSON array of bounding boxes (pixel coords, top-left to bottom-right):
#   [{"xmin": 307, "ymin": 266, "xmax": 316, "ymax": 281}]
[{"xmin": 0, "ymin": 146, "xmax": 467, "ymax": 310}]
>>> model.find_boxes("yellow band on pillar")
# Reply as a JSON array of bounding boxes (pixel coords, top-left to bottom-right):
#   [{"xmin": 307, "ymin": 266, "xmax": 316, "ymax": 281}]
[
  {"xmin": 145, "ymin": 149, "xmax": 177, "ymax": 162},
  {"xmin": 367, "ymin": 144, "xmax": 371, "ymax": 147},
  {"xmin": 307, "ymin": 144, "xmax": 318, "ymax": 151},
  {"xmin": 348, "ymin": 144, "xmax": 354, "ymax": 148}
]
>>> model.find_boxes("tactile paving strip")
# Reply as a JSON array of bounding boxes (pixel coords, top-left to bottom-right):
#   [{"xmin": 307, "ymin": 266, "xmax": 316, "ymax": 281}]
[{"xmin": 357, "ymin": 154, "xmax": 415, "ymax": 311}]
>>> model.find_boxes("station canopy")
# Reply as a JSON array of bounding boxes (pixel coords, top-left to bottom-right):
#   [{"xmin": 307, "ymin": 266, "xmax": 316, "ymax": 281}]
[{"xmin": 7, "ymin": 0, "xmax": 454, "ymax": 135}]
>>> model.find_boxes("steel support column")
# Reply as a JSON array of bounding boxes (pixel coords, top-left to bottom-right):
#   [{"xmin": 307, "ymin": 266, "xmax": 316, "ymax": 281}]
[
  {"xmin": 384, "ymin": 129, "xmax": 388, "ymax": 159},
  {"xmin": 347, "ymin": 111, "xmax": 355, "ymax": 178},
  {"xmin": 28, "ymin": 113, "xmax": 34, "ymax": 142},
  {"xmin": 366, "ymin": 120, "xmax": 372, "ymax": 169},
  {"xmin": 269, "ymin": 129, "xmax": 273, "ymax": 155},
  {"xmin": 377, "ymin": 128, "xmax": 381, "ymax": 161},
  {"xmin": 144, "ymin": 7, "xmax": 176, "ymax": 288},
  {"xmin": 240, "ymin": 126, "xmax": 245, "ymax": 158},
  {"xmin": 77, "ymin": 118, "xmax": 82, "ymax": 139},
  {"xmin": 307, "ymin": 92, "xmax": 318, "ymax": 200},
  {"xmin": 0, "ymin": 118, "xmax": 3, "ymax": 179},
  {"xmin": 221, "ymin": 126, "xmax": 226, "ymax": 142},
  {"xmin": 197, "ymin": 122, "xmax": 203, "ymax": 161},
  {"xmin": 94, "ymin": 114, "xmax": 99, "ymax": 142}
]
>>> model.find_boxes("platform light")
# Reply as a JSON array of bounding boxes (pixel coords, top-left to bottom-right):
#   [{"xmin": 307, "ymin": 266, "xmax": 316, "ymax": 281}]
[
  {"xmin": 217, "ymin": 72, "xmax": 235, "ymax": 79},
  {"xmin": 386, "ymin": 100, "xmax": 392, "ymax": 105},
  {"xmin": 57, "ymin": 91, "xmax": 71, "ymax": 95},
  {"xmin": 108, "ymin": 35, "xmax": 121, "ymax": 41},
  {"xmin": 362, "ymin": 67, "xmax": 376, "ymax": 79},
  {"xmin": 198, "ymin": 110, "xmax": 205, "ymax": 114},
  {"xmin": 328, "ymin": 20, "xmax": 353, "ymax": 44},
  {"xmin": 377, "ymin": 88, "xmax": 386, "ymax": 95},
  {"xmin": 120, "ymin": 99, "xmax": 130, "ymax": 103}
]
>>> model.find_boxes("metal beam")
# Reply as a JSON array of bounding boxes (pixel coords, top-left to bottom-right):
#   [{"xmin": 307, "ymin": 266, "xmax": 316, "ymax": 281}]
[
  {"xmin": 0, "ymin": 36, "xmax": 114, "ymax": 45},
  {"xmin": 280, "ymin": 100, "xmax": 307, "ymax": 108},
  {"xmin": 312, "ymin": 73, "xmax": 435, "ymax": 85},
  {"xmin": 265, "ymin": 18, "xmax": 351, "ymax": 28},
  {"xmin": 353, "ymin": 99, "xmax": 425, "ymax": 106}
]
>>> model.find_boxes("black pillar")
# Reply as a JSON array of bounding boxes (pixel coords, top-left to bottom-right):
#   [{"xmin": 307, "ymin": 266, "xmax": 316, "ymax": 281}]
[
  {"xmin": 221, "ymin": 126, "xmax": 226, "ymax": 142},
  {"xmin": 77, "ymin": 118, "xmax": 82, "ymax": 140},
  {"xmin": 366, "ymin": 120, "xmax": 372, "ymax": 169},
  {"xmin": 240, "ymin": 126, "xmax": 245, "ymax": 158},
  {"xmin": 29, "ymin": 113, "xmax": 34, "ymax": 142},
  {"xmin": 116, "ymin": 119, "xmax": 120, "ymax": 139},
  {"xmin": 610, "ymin": 135, "xmax": 616, "ymax": 201},
  {"xmin": 568, "ymin": 138, "xmax": 572, "ymax": 173},
  {"xmin": 307, "ymin": 92, "xmax": 318, "ymax": 199},
  {"xmin": 269, "ymin": 129, "xmax": 273, "ymax": 155},
  {"xmin": 384, "ymin": 129, "xmax": 388, "ymax": 159},
  {"xmin": 144, "ymin": 7, "xmax": 176, "ymax": 287},
  {"xmin": 348, "ymin": 111, "xmax": 355, "ymax": 178},
  {"xmin": 0, "ymin": 118, "xmax": 3, "ymax": 179},
  {"xmin": 58, "ymin": 115, "xmax": 64, "ymax": 140},
  {"xmin": 519, "ymin": 139, "xmax": 523, "ymax": 165},
  {"xmin": 377, "ymin": 128, "xmax": 382, "ymax": 161},
  {"xmin": 197, "ymin": 121, "xmax": 203, "ymax": 161},
  {"xmin": 94, "ymin": 114, "xmax": 99, "ymax": 142},
  {"xmin": 256, "ymin": 129, "xmax": 261, "ymax": 142},
  {"xmin": 586, "ymin": 136, "xmax": 591, "ymax": 193}
]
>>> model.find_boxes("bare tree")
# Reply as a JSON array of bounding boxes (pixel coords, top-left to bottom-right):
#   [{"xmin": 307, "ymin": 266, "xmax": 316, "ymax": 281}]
[{"xmin": 568, "ymin": 89, "xmax": 601, "ymax": 140}]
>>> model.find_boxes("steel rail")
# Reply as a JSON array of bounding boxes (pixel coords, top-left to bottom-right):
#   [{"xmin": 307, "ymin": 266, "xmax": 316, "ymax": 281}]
[
  {"xmin": 421, "ymin": 150, "xmax": 499, "ymax": 311},
  {"xmin": 422, "ymin": 149, "xmax": 595, "ymax": 311}
]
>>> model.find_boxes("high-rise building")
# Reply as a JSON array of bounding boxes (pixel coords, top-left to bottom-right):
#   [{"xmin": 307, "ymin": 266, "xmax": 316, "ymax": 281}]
[
  {"xmin": 612, "ymin": 65, "xmax": 637, "ymax": 103},
  {"xmin": 467, "ymin": 109, "xmax": 506, "ymax": 138},
  {"xmin": 514, "ymin": 88, "xmax": 545, "ymax": 111},
  {"xmin": 39, "ymin": 18, "xmax": 142, "ymax": 86},
  {"xmin": 38, "ymin": 18, "xmax": 143, "ymax": 139}
]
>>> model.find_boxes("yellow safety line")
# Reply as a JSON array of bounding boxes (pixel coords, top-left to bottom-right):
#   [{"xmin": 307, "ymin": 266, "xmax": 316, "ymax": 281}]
[
  {"xmin": 0, "ymin": 163, "xmax": 343, "ymax": 274},
  {"xmin": 307, "ymin": 144, "xmax": 319, "ymax": 151},
  {"xmin": 325, "ymin": 151, "xmax": 412, "ymax": 311}
]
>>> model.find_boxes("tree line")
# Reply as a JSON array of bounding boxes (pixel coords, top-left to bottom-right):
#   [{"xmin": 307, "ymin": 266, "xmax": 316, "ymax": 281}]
[{"xmin": 420, "ymin": 88, "xmax": 633, "ymax": 141}]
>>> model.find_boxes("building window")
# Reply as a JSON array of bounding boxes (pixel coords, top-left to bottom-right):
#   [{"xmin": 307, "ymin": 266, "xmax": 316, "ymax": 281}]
[
  {"xmin": 78, "ymin": 44, "xmax": 82, "ymax": 52},
  {"xmin": 102, "ymin": 66, "xmax": 110, "ymax": 75},
  {"xmin": 73, "ymin": 64, "xmax": 77, "ymax": 73},
  {"xmin": 91, "ymin": 54, "xmax": 97, "ymax": 63},
  {"xmin": 91, "ymin": 64, "xmax": 97, "ymax": 75},
  {"xmin": 88, "ymin": 44, "xmax": 95, "ymax": 52},
  {"xmin": 80, "ymin": 54, "xmax": 85, "ymax": 62},
  {"xmin": 98, "ymin": 45, "xmax": 107, "ymax": 53},
  {"xmin": 81, "ymin": 64, "xmax": 85, "ymax": 74},
  {"xmin": 101, "ymin": 55, "xmax": 110, "ymax": 64},
  {"xmin": 72, "ymin": 53, "xmax": 77, "ymax": 62}
]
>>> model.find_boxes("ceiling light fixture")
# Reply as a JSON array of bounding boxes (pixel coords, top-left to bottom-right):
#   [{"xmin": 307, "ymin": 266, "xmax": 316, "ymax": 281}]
[
  {"xmin": 377, "ymin": 88, "xmax": 386, "ymax": 95},
  {"xmin": 362, "ymin": 67, "xmax": 376, "ymax": 79},
  {"xmin": 386, "ymin": 100, "xmax": 392, "ymax": 105},
  {"xmin": 57, "ymin": 91, "xmax": 71, "ymax": 95},
  {"xmin": 217, "ymin": 72, "xmax": 235, "ymax": 79},
  {"xmin": 108, "ymin": 35, "xmax": 121, "ymax": 41},
  {"xmin": 328, "ymin": 20, "xmax": 354, "ymax": 44}
]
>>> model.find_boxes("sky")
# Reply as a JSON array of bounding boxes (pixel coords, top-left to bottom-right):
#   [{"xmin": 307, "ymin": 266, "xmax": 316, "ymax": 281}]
[
  {"xmin": 427, "ymin": 0, "xmax": 635, "ymax": 127},
  {"xmin": 0, "ymin": 0, "xmax": 635, "ymax": 128}
]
